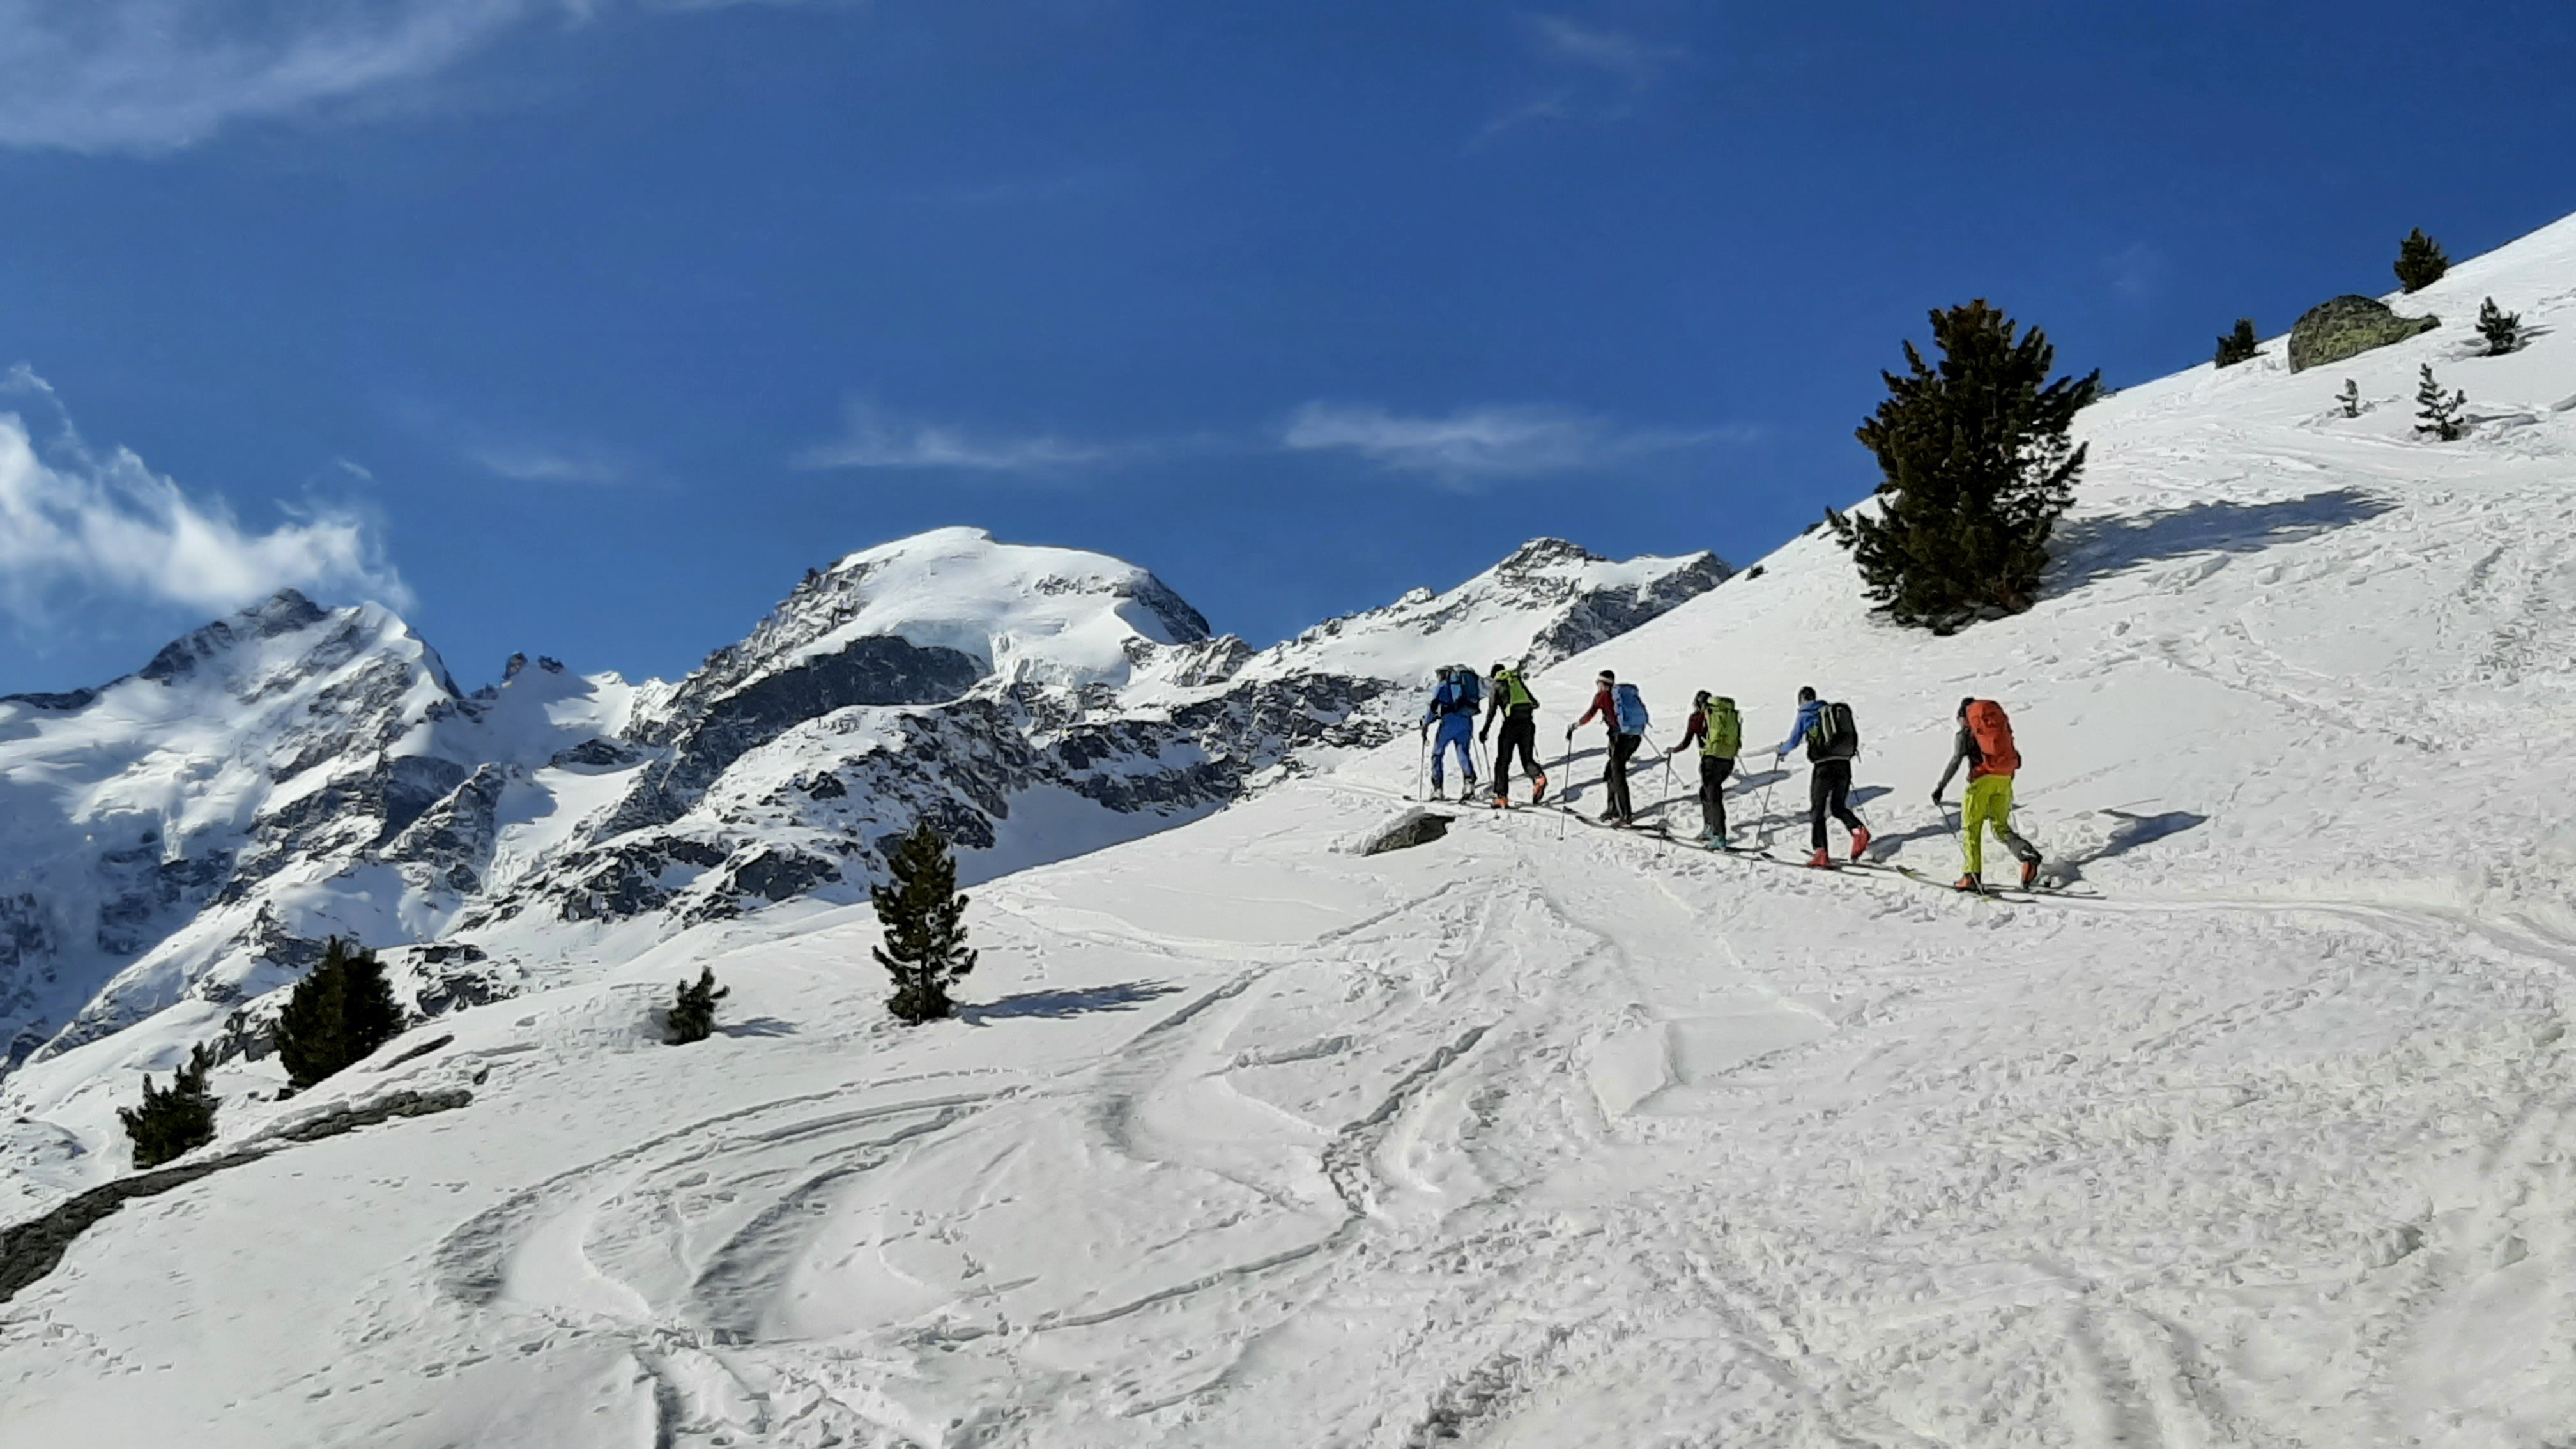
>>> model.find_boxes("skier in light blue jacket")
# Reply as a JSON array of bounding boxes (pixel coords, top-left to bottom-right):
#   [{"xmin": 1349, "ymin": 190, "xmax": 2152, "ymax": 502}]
[{"xmin": 1419, "ymin": 666, "xmax": 1480, "ymax": 801}]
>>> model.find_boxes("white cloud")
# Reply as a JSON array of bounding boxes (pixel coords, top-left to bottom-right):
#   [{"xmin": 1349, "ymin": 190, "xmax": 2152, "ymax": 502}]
[
  {"xmin": 792, "ymin": 401, "xmax": 1121, "ymax": 475},
  {"xmin": 468, "ymin": 442, "xmax": 627, "ymax": 486},
  {"xmin": 0, "ymin": 0, "xmax": 823, "ymax": 154},
  {"xmin": 0, "ymin": 369, "xmax": 406, "ymax": 620},
  {"xmin": 1282, "ymin": 401, "xmax": 1735, "ymax": 482}
]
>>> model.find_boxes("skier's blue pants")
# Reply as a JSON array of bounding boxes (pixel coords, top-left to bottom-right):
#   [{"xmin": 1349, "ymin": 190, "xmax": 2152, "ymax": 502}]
[{"xmin": 1432, "ymin": 714, "xmax": 1476, "ymax": 786}]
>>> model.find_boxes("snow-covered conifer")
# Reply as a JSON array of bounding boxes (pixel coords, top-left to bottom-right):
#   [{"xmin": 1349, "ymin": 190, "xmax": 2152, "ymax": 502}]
[
  {"xmin": 2476, "ymin": 296, "xmax": 2522, "ymax": 355},
  {"xmin": 2395, "ymin": 227, "xmax": 2449, "ymax": 292},
  {"xmin": 871, "ymin": 822, "xmax": 978, "ymax": 1024},
  {"xmin": 118, "ymin": 1044, "xmax": 218, "ymax": 1169},
  {"xmin": 1835, "ymin": 300, "xmax": 2101, "ymax": 631},
  {"xmin": 2214, "ymin": 318, "xmax": 2259, "ymax": 367},
  {"xmin": 665, "ymin": 968, "xmax": 728, "ymax": 1044},
  {"xmin": 274, "ymin": 939, "xmax": 405, "ymax": 1091},
  {"xmin": 2414, "ymin": 364, "xmax": 2467, "ymax": 441}
]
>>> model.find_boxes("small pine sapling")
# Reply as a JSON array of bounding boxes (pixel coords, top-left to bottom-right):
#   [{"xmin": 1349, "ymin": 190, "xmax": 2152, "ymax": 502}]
[
  {"xmin": 2394, "ymin": 228, "xmax": 2450, "ymax": 293},
  {"xmin": 666, "ymin": 968, "xmax": 728, "ymax": 1044},
  {"xmin": 2213, "ymin": 318, "xmax": 2259, "ymax": 367},
  {"xmin": 871, "ymin": 820, "xmax": 978, "ymax": 1025},
  {"xmin": 2476, "ymin": 297, "xmax": 2522, "ymax": 355},
  {"xmin": 119, "ymin": 1043, "xmax": 219, "ymax": 1169},
  {"xmin": 273, "ymin": 937, "xmax": 406, "ymax": 1091},
  {"xmin": 2337, "ymin": 379, "xmax": 2361, "ymax": 418},
  {"xmin": 2414, "ymin": 364, "xmax": 2467, "ymax": 441}
]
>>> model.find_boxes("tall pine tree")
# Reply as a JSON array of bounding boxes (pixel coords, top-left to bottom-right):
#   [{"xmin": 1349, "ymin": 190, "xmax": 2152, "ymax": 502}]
[
  {"xmin": 1834, "ymin": 300, "xmax": 2102, "ymax": 631},
  {"xmin": 119, "ymin": 1043, "xmax": 218, "ymax": 1169},
  {"xmin": 871, "ymin": 821, "xmax": 977, "ymax": 1024},
  {"xmin": 273, "ymin": 937, "xmax": 406, "ymax": 1090},
  {"xmin": 2394, "ymin": 228, "xmax": 2449, "ymax": 292}
]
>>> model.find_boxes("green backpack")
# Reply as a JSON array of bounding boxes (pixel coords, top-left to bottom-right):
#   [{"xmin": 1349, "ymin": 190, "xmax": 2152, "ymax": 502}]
[{"xmin": 1701, "ymin": 696, "xmax": 1742, "ymax": 758}]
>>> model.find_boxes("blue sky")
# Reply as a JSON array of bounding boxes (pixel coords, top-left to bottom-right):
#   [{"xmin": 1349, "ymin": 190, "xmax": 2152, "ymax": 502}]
[{"xmin": 3, "ymin": 0, "xmax": 2573, "ymax": 694}]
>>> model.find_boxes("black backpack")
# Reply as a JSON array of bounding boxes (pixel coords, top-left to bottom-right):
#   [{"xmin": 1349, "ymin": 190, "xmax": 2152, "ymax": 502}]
[{"xmin": 1805, "ymin": 700, "xmax": 1860, "ymax": 761}]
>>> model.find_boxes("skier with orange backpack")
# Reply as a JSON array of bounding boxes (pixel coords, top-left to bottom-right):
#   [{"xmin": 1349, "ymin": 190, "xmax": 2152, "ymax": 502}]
[{"xmin": 1932, "ymin": 696, "xmax": 2044, "ymax": 890}]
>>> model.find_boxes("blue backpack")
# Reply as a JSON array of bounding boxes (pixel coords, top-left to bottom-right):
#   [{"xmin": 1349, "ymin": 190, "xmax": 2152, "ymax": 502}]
[{"xmin": 1613, "ymin": 682, "xmax": 1649, "ymax": 735}]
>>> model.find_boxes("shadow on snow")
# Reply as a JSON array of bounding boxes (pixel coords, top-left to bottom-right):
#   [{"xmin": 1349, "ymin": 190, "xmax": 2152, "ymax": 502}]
[
  {"xmin": 960, "ymin": 980, "xmax": 1184, "ymax": 1024},
  {"xmin": 2048, "ymin": 487, "xmax": 2395, "ymax": 595}
]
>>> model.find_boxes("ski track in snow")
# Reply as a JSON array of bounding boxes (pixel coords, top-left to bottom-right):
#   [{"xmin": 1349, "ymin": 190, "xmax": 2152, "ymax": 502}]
[{"xmin": 10, "ymin": 222, "xmax": 2576, "ymax": 1445}]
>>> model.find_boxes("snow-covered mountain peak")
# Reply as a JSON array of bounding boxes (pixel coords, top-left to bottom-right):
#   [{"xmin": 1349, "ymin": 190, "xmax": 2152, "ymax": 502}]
[
  {"xmin": 134, "ymin": 589, "xmax": 331, "ymax": 686},
  {"xmin": 644, "ymin": 529, "xmax": 1213, "ymax": 744},
  {"xmin": 1236, "ymin": 535, "xmax": 1729, "ymax": 685}
]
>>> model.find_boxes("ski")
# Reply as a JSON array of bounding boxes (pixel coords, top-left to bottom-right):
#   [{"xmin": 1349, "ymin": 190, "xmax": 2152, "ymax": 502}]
[
  {"xmin": 1886, "ymin": 864, "xmax": 2101, "ymax": 901},
  {"xmin": 1535, "ymin": 804, "xmax": 1669, "ymax": 836}
]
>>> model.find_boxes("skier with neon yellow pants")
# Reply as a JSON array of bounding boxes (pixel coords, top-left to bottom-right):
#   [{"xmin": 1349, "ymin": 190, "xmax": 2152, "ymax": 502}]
[{"xmin": 1932, "ymin": 696, "xmax": 2043, "ymax": 890}]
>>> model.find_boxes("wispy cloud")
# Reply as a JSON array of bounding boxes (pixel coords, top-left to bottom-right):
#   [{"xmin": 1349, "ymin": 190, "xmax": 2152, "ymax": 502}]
[
  {"xmin": 0, "ymin": 367, "xmax": 406, "ymax": 622},
  {"xmin": 792, "ymin": 401, "xmax": 1129, "ymax": 475},
  {"xmin": 1473, "ymin": 90, "xmax": 1577, "ymax": 147},
  {"xmin": 1476, "ymin": 13, "xmax": 1690, "ymax": 146},
  {"xmin": 2105, "ymin": 240, "xmax": 2168, "ymax": 302},
  {"xmin": 1281, "ymin": 401, "xmax": 1738, "ymax": 484},
  {"xmin": 0, "ymin": 0, "xmax": 823, "ymax": 154},
  {"xmin": 468, "ymin": 442, "xmax": 629, "ymax": 486},
  {"xmin": 1528, "ymin": 14, "xmax": 1690, "ymax": 88}
]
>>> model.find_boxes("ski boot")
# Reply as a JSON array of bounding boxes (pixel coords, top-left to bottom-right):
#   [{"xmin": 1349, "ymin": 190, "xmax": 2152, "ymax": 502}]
[
  {"xmin": 1804, "ymin": 848, "xmax": 1833, "ymax": 869},
  {"xmin": 1849, "ymin": 826, "xmax": 1873, "ymax": 862},
  {"xmin": 2019, "ymin": 857, "xmax": 2042, "ymax": 889},
  {"xmin": 1530, "ymin": 773, "xmax": 1547, "ymax": 806},
  {"xmin": 1954, "ymin": 873, "xmax": 1983, "ymax": 893}
]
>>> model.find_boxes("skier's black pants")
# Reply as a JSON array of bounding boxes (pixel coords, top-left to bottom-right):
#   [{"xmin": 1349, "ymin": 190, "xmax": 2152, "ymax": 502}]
[
  {"xmin": 1697, "ymin": 755, "xmax": 1734, "ymax": 839},
  {"xmin": 1489, "ymin": 713, "xmax": 1540, "ymax": 797},
  {"xmin": 1606, "ymin": 732, "xmax": 1641, "ymax": 821},
  {"xmin": 1809, "ymin": 757, "xmax": 1863, "ymax": 850}
]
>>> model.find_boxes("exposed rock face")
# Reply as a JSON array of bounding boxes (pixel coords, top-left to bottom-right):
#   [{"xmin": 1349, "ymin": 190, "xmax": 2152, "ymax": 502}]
[{"xmin": 2287, "ymin": 295, "xmax": 2441, "ymax": 372}]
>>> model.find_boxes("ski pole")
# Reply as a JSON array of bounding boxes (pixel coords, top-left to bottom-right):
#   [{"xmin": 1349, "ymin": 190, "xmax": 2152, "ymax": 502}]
[{"xmin": 1560, "ymin": 731, "xmax": 1575, "ymax": 839}]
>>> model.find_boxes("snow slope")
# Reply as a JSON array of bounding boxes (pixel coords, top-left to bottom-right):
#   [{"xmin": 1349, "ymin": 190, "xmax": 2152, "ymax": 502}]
[{"xmin": 6, "ymin": 216, "xmax": 2576, "ymax": 1445}]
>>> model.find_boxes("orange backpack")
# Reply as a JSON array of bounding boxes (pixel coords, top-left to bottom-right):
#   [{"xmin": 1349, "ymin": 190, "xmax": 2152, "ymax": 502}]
[{"xmin": 1965, "ymin": 700, "xmax": 2020, "ymax": 777}]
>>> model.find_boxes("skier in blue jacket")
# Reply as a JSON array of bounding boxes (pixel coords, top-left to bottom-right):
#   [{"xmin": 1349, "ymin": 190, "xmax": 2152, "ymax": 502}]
[
  {"xmin": 1419, "ymin": 666, "xmax": 1480, "ymax": 801},
  {"xmin": 1772, "ymin": 686, "xmax": 1870, "ymax": 867}
]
